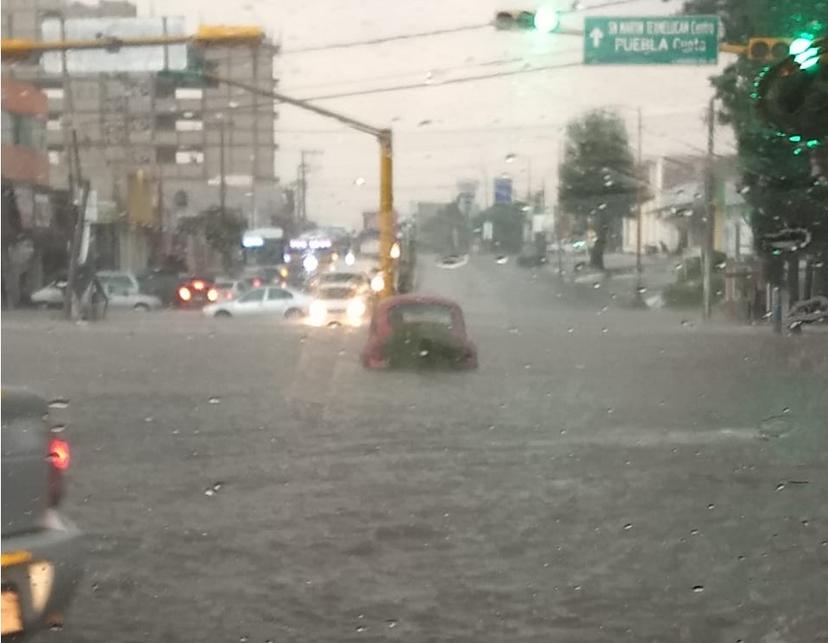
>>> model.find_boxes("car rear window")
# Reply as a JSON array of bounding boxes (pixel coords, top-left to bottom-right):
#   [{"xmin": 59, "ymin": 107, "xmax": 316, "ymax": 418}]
[{"xmin": 390, "ymin": 304, "xmax": 454, "ymax": 327}]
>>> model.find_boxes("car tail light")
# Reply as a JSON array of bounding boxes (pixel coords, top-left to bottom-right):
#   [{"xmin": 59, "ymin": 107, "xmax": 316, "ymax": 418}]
[
  {"xmin": 47, "ymin": 437, "xmax": 70, "ymax": 506},
  {"xmin": 193, "ymin": 280, "xmax": 205, "ymax": 291},
  {"xmin": 252, "ymin": 277, "xmax": 262, "ymax": 288},
  {"xmin": 178, "ymin": 286, "xmax": 192, "ymax": 302},
  {"xmin": 207, "ymin": 288, "xmax": 218, "ymax": 302}
]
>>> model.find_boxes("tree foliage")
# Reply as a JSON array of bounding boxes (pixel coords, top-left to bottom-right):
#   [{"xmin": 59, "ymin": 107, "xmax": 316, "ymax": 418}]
[
  {"xmin": 683, "ymin": 0, "xmax": 828, "ymax": 292},
  {"xmin": 474, "ymin": 202, "xmax": 527, "ymax": 254},
  {"xmin": 558, "ymin": 109, "xmax": 638, "ymax": 269},
  {"xmin": 178, "ymin": 206, "xmax": 245, "ymax": 269}
]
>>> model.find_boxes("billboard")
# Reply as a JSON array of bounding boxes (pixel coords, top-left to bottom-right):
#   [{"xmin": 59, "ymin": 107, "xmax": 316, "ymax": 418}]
[
  {"xmin": 41, "ymin": 17, "xmax": 188, "ymax": 74},
  {"xmin": 494, "ymin": 177, "xmax": 512, "ymax": 204}
]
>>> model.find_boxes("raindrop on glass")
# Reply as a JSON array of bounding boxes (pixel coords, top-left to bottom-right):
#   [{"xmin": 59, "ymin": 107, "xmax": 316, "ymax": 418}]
[
  {"xmin": 208, "ymin": 397, "xmax": 221, "ymax": 404},
  {"xmin": 691, "ymin": 585, "xmax": 704, "ymax": 593},
  {"xmin": 354, "ymin": 177, "xmax": 366, "ymax": 186},
  {"xmin": 623, "ymin": 523, "xmax": 632, "ymax": 530}
]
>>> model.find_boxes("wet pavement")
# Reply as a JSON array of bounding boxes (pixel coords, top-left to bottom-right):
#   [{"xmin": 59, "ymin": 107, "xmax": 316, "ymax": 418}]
[{"xmin": 3, "ymin": 254, "xmax": 828, "ymax": 642}]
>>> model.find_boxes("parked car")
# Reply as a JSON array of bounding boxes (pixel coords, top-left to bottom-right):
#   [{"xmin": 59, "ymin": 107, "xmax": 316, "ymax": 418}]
[
  {"xmin": 1, "ymin": 388, "xmax": 83, "ymax": 637},
  {"xmin": 175, "ymin": 276, "xmax": 217, "ymax": 308},
  {"xmin": 202, "ymin": 286, "xmax": 310, "ymax": 319},
  {"xmin": 137, "ymin": 268, "xmax": 187, "ymax": 306},
  {"xmin": 30, "ymin": 275, "xmax": 68, "ymax": 308},
  {"xmin": 31, "ymin": 272, "xmax": 161, "ymax": 311},
  {"xmin": 361, "ymin": 295, "xmax": 478, "ymax": 369}
]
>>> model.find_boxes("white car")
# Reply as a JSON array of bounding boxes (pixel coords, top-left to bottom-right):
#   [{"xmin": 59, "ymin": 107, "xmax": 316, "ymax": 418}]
[
  {"xmin": 31, "ymin": 274, "xmax": 161, "ymax": 311},
  {"xmin": 202, "ymin": 286, "xmax": 310, "ymax": 319},
  {"xmin": 307, "ymin": 284, "xmax": 369, "ymax": 327}
]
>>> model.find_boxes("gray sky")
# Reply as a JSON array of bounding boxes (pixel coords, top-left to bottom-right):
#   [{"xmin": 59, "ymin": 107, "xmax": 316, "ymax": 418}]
[{"xmin": 132, "ymin": 0, "xmax": 736, "ymax": 227}]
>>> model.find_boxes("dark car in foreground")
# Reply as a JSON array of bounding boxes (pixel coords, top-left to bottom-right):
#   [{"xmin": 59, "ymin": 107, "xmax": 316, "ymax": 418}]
[
  {"xmin": 1, "ymin": 389, "xmax": 83, "ymax": 637},
  {"xmin": 361, "ymin": 295, "xmax": 478, "ymax": 369}
]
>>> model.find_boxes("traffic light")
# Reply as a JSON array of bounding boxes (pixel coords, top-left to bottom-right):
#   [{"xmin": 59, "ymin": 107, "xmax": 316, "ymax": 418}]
[
  {"xmin": 747, "ymin": 37, "xmax": 792, "ymax": 61},
  {"xmin": 156, "ymin": 46, "xmax": 219, "ymax": 88},
  {"xmin": 754, "ymin": 37, "xmax": 828, "ymax": 142},
  {"xmin": 494, "ymin": 7, "xmax": 560, "ymax": 33}
]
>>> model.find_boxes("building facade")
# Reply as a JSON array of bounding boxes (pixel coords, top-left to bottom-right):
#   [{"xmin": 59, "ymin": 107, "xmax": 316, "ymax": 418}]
[{"xmin": 1, "ymin": 0, "xmax": 281, "ymax": 273}]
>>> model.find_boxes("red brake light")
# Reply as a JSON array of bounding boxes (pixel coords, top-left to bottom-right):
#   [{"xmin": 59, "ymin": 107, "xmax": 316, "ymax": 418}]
[
  {"xmin": 252, "ymin": 278, "xmax": 262, "ymax": 288},
  {"xmin": 207, "ymin": 288, "xmax": 218, "ymax": 302},
  {"xmin": 178, "ymin": 286, "xmax": 192, "ymax": 302},
  {"xmin": 48, "ymin": 438, "xmax": 70, "ymax": 471},
  {"xmin": 193, "ymin": 280, "xmax": 205, "ymax": 291}
]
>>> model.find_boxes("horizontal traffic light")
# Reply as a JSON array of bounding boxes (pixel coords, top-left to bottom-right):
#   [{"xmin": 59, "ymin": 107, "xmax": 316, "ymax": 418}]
[
  {"xmin": 747, "ymin": 37, "xmax": 792, "ymax": 61},
  {"xmin": 754, "ymin": 37, "xmax": 827, "ymax": 142},
  {"xmin": 494, "ymin": 8, "xmax": 560, "ymax": 33}
]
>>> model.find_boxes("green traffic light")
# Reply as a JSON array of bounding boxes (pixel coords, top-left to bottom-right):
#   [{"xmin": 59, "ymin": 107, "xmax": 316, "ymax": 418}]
[
  {"xmin": 533, "ymin": 6, "xmax": 560, "ymax": 32},
  {"xmin": 789, "ymin": 37, "xmax": 813, "ymax": 56}
]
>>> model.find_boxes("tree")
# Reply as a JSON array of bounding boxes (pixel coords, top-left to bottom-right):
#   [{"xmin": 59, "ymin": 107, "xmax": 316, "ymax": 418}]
[
  {"xmin": 178, "ymin": 206, "xmax": 245, "ymax": 271},
  {"xmin": 558, "ymin": 110, "xmax": 638, "ymax": 270},
  {"xmin": 474, "ymin": 202, "xmax": 527, "ymax": 254},
  {"xmin": 683, "ymin": 0, "xmax": 828, "ymax": 298}
]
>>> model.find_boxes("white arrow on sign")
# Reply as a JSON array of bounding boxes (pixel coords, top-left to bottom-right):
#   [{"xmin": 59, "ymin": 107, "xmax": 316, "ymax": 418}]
[{"xmin": 589, "ymin": 27, "xmax": 604, "ymax": 48}]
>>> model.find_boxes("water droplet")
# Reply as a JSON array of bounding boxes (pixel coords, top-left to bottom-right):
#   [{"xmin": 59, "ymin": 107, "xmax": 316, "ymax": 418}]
[
  {"xmin": 690, "ymin": 529, "xmax": 699, "ymax": 536},
  {"xmin": 419, "ymin": 349, "xmax": 429, "ymax": 357},
  {"xmin": 239, "ymin": 636, "xmax": 248, "ymax": 642},
  {"xmin": 776, "ymin": 482, "xmax": 786, "ymax": 491},
  {"xmin": 49, "ymin": 399, "xmax": 69, "ymax": 410},
  {"xmin": 49, "ymin": 623, "xmax": 64, "ymax": 631},
  {"xmin": 508, "ymin": 326, "xmax": 520, "ymax": 335},
  {"xmin": 51, "ymin": 425, "xmax": 66, "ymax": 433},
  {"xmin": 636, "ymin": 286, "xmax": 647, "ymax": 293},
  {"xmin": 355, "ymin": 625, "xmax": 367, "ymax": 633},
  {"xmin": 523, "ymin": 363, "xmax": 532, "ymax": 370},
  {"xmin": 208, "ymin": 397, "xmax": 221, "ymax": 404},
  {"xmin": 560, "ymin": 428, "xmax": 567, "ymax": 435},
  {"xmin": 623, "ymin": 523, "xmax": 632, "ymax": 530},
  {"xmin": 592, "ymin": 282, "xmax": 601, "ymax": 289},
  {"xmin": 354, "ymin": 177, "xmax": 366, "ymax": 186},
  {"xmin": 801, "ymin": 519, "xmax": 809, "ymax": 526},
  {"xmin": 204, "ymin": 488, "xmax": 215, "ymax": 496},
  {"xmin": 387, "ymin": 620, "xmax": 397, "ymax": 628},
  {"xmin": 707, "ymin": 504, "xmax": 715, "ymax": 510},
  {"xmin": 738, "ymin": 185, "xmax": 750, "ymax": 195},
  {"xmin": 567, "ymin": 327, "xmax": 575, "ymax": 334},
  {"xmin": 573, "ymin": 584, "xmax": 582, "ymax": 591},
  {"xmin": 601, "ymin": 327, "xmax": 608, "ymax": 334},
  {"xmin": 144, "ymin": 416, "xmax": 154, "ymax": 423},
  {"xmin": 782, "ymin": 407, "xmax": 791, "ymax": 414},
  {"xmin": 606, "ymin": 408, "xmax": 614, "ymax": 415},
  {"xmin": 681, "ymin": 319, "xmax": 695, "ymax": 327},
  {"xmin": 737, "ymin": 555, "xmax": 745, "ymax": 561},
  {"xmin": 692, "ymin": 585, "xmax": 704, "ymax": 593}
]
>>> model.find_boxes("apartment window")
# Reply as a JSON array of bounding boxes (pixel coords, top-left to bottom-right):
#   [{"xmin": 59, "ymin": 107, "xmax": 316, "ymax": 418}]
[
  {"xmin": 155, "ymin": 114, "xmax": 176, "ymax": 130},
  {"xmin": 47, "ymin": 119, "xmax": 62, "ymax": 131},
  {"xmin": 43, "ymin": 87, "xmax": 64, "ymax": 100},
  {"xmin": 176, "ymin": 150, "xmax": 204, "ymax": 165},
  {"xmin": 176, "ymin": 119, "xmax": 203, "ymax": 132},
  {"xmin": 48, "ymin": 150, "xmax": 61, "ymax": 166},
  {"xmin": 175, "ymin": 88, "xmax": 202, "ymax": 100},
  {"xmin": 155, "ymin": 79, "xmax": 175, "ymax": 99},
  {"xmin": 156, "ymin": 145, "xmax": 177, "ymax": 164}
]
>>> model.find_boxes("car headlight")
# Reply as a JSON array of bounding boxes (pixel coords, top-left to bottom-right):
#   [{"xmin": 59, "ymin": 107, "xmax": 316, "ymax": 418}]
[
  {"xmin": 347, "ymin": 297, "xmax": 367, "ymax": 323},
  {"xmin": 370, "ymin": 273, "xmax": 384, "ymax": 293},
  {"xmin": 309, "ymin": 300, "xmax": 327, "ymax": 324}
]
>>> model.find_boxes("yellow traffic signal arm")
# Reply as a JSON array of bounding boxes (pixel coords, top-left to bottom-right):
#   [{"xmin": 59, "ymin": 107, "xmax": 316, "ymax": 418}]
[{"xmin": 1, "ymin": 25, "xmax": 264, "ymax": 60}]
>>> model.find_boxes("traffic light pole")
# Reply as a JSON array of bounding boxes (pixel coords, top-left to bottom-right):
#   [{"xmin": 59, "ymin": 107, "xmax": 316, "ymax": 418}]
[{"xmin": 209, "ymin": 74, "xmax": 397, "ymax": 298}]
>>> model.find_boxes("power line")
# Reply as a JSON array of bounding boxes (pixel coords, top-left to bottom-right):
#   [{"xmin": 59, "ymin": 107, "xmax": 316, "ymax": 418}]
[
  {"xmin": 282, "ymin": 23, "xmax": 491, "ymax": 55},
  {"xmin": 301, "ymin": 60, "xmax": 583, "ymax": 102}
]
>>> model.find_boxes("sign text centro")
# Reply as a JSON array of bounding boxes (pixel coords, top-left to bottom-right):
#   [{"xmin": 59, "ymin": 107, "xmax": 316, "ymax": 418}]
[{"xmin": 584, "ymin": 16, "xmax": 719, "ymax": 65}]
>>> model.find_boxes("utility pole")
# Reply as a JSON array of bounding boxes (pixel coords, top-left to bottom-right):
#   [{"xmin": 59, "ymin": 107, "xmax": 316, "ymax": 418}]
[
  {"xmin": 632, "ymin": 106, "xmax": 646, "ymax": 307},
  {"xmin": 297, "ymin": 149, "xmax": 322, "ymax": 226},
  {"xmin": 378, "ymin": 129, "xmax": 395, "ymax": 298},
  {"xmin": 702, "ymin": 98, "xmax": 716, "ymax": 320},
  {"xmin": 219, "ymin": 118, "xmax": 227, "ymax": 222}
]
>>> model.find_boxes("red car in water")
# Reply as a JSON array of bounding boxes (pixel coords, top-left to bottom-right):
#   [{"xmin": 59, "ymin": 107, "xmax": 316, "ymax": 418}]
[
  {"xmin": 361, "ymin": 295, "xmax": 478, "ymax": 370},
  {"xmin": 175, "ymin": 276, "xmax": 217, "ymax": 308}
]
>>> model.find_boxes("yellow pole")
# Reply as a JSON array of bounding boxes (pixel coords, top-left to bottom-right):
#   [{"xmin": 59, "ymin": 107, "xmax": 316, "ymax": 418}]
[{"xmin": 378, "ymin": 128, "xmax": 395, "ymax": 298}]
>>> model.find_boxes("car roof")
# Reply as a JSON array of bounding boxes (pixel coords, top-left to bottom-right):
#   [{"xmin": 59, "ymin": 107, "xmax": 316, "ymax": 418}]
[{"xmin": 376, "ymin": 294, "xmax": 461, "ymax": 313}]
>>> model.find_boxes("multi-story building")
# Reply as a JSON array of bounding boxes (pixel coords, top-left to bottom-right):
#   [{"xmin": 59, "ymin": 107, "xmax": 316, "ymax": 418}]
[
  {"xmin": 1, "ymin": 77, "xmax": 61, "ymax": 306},
  {"xmin": 1, "ymin": 0, "xmax": 281, "ymax": 273}
]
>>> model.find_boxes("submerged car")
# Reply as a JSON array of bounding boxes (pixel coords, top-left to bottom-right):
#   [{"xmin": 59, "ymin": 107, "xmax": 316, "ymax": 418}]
[
  {"xmin": 307, "ymin": 284, "xmax": 369, "ymax": 327},
  {"xmin": 31, "ymin": 272, "xmax": 161, "ymax": 311},
  {"xmin": 361, "ymin": 295, "xmax": 478, "ymax": 369},
  {"xmin": 175, "ymin": 276, "xmax": 217, "ymax": 308},
  {"xmin": 202, "ymin": 286, "xmax": 310, "ymax": 319},
  {"xmin": 1, "ymin": 389, "xmax": 83, "ymax": 637}
]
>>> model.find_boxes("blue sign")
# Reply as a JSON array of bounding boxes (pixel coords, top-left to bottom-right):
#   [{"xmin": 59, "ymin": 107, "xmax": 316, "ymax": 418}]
[{"xmin": 494, "ymin": 178, "xmax": 513, "ymax": 204}]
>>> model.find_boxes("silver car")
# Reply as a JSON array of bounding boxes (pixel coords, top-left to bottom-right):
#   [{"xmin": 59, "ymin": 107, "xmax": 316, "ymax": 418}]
[
  {"xmin": 202, "ymin": 286, "xmax": 311, "ymax": 319},
  {"xmin": 31, "ymin": 272, "xmax": 162, "ymax": 312},
  {"xmin": 1, "ymin": 389, "xmax": 83, "ymax": 636}
]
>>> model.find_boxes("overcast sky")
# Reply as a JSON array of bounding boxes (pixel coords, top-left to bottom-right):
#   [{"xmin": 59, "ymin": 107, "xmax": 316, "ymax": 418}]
[{"xmin": 131, "ymin": 0, "xmax": 736, "ymax": 227}]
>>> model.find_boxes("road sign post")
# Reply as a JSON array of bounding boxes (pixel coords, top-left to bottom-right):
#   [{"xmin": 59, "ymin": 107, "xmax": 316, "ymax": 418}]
[{"xmin": 584, "ymin": 16, "xmax": 719, "ymax": 65}]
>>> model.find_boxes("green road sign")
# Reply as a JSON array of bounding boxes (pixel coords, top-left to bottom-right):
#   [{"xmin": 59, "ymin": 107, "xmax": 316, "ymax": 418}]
[{"xmin": 584, "ymin": 16, "xmax": 719, "ymax": 65}]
